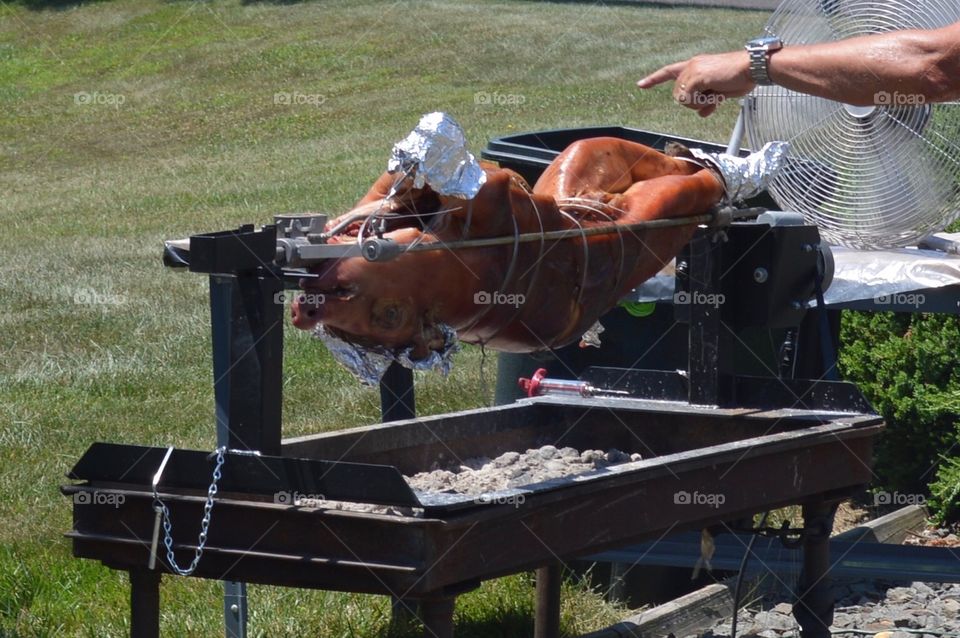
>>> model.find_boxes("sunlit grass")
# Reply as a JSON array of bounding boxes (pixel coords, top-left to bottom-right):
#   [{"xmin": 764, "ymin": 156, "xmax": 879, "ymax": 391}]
[{"xmin": 0, "ymin": 0, "xmax": 767, "ymax": 634}]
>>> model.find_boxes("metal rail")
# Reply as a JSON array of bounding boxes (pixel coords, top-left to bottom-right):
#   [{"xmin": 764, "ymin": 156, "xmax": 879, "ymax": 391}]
[{"xmin": 586, "ymin": 531, "xmax": 960, "ymax": 584}]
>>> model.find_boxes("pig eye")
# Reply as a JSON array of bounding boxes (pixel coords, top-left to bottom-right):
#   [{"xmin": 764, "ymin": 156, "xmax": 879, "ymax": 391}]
[{"xmin": 371, "ymin": 299, "xmax": 408, "ymax": 331}]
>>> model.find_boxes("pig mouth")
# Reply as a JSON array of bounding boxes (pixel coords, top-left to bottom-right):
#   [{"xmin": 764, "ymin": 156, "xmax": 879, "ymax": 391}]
[
  {"xmin": 330, "ymin": 191, "xmax": 446, "ymax": 240},
  {"xmin": 290, "ymin": 281, "xmax": 358, "ymax": 330},
  {"xmin": 297, "ymin": 282, "xmax": 357, "ymax": 302},
  {"xmin": 297, "ymin": 264, "xmax": 359, "ymax": 301}
]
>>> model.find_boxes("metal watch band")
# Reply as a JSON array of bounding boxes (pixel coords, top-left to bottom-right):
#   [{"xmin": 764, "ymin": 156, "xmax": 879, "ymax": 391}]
[
  {"xmin": 746, "ymin": 37, "xmax": 783, "ymax": 86},
  {"xmin": 749, "ymin": 48, "xmax": 773, "ymax": 85}
]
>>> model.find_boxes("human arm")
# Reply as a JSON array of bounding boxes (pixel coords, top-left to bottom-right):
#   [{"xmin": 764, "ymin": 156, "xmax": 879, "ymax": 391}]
[{"xmin": 637, "ymin": 22, "xmax": 960, "ymax": 116}]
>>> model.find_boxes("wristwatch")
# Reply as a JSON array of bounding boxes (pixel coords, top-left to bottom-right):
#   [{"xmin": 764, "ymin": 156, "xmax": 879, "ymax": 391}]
[{"xmin": 745, "ymin": 36, "xmax": 783, "ymax": 85}]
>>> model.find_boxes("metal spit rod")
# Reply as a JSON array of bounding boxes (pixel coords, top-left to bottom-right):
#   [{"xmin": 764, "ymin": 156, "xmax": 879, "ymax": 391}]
[{"xmin": 279, "ymin": 206, "xmax": 765, "ymax": 265}]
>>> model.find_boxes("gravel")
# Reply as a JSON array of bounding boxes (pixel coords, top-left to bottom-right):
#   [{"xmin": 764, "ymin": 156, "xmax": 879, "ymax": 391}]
[
  {"xmin": 702, "ymin": 580, "xmax": 960, "ymax": 638},
  {"xmin": 691, "ymin": 523, "xmax": 960, "ymax": 638},
  {"xmin": 904, "ymin": 527, "xmax": 960, "ymax": 548}
]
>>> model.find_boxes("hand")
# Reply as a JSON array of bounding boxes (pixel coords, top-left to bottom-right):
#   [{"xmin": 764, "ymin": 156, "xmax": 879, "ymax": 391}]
[{"xmin": 637, "ymin": 51, "xmax": 756, "ymax": 117}]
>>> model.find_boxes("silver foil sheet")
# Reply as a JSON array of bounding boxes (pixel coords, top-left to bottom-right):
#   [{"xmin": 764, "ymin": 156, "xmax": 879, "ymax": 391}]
[
  {"xmin": 387, "ymin": 112, "xmax": 487, "ymax": 200},
  {"xmin": 691, "ymin": 141, "xmax": 790, "ymax": 203},
  {"xmin": 621, "ymin": 243, "xmax": 960, "ymax": 307},
  {"xmin": 820, "ymin": 243, "xmax": 960, "ymax": 305},
  {"xmin": 580, "ymin": 321, "xmax": 605, "ymax": 348},
  {"xmin": 315, "ymin": 323, "xmax": 460, "ymax": 386}
]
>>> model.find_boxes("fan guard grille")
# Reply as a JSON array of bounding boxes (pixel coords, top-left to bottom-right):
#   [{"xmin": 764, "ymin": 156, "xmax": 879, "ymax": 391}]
[{"xmin": 744, "ymin": 0, "xmax": 960, "ymax": 248}]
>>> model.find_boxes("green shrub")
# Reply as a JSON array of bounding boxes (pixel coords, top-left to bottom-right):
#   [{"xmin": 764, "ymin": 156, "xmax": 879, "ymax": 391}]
[
  {"xmin": 929, "ymin": 456, "xmax": 960, "ymax": 524},
  {"xmin": 839, "ymin": 311, "xmax": 960, "ymax": 520}
]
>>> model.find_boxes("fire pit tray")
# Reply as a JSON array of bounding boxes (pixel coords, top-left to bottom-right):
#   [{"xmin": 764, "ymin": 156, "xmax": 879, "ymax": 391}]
[{"xmin": 64, "ymin": 395, "xmax": 882, "ymax": 597}]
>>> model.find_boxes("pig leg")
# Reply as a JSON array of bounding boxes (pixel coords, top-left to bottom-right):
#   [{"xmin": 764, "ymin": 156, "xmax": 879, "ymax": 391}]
[
  {"xmin": 534, "ymin": 138, "xmax": 701, "ymax": 202},
  {"xmin": 610, "ymin": 169, "xmax": 725, "ymax": 290}
]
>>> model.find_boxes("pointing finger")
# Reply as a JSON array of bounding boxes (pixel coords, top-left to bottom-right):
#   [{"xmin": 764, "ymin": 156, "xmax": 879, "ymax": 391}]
[{"xmin": 637, "ymin": 61, "xmax": 687, "ymax": 88}]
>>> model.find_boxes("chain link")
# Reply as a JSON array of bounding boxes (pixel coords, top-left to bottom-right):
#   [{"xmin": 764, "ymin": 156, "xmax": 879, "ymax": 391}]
[{"xmin": 152, "ymin": 446, "xmax": 226, "ymax": 576}]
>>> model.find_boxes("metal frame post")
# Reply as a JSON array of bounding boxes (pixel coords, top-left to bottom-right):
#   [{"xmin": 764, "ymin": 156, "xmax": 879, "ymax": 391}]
[
  {"xmin": 130, "ymin": 569, "xmax": 161, "ymax": 638},
  {"xmin": 210, "ymin": 273, "xmax": 284, "ymax": 455},
  {"xmin": 686, "ymin": 230, "xmax": 732, "ymax": 405},
  {"xmin": 380, "ymin": 361, "xmax": 417, "ymax": 625},
  {"xmin": 380, "ymin": 362, "xmax": 415, "ymax": 422},
  {"xmin": 210, "ymin": 272, "xmax": 284, "ymax": 638}
]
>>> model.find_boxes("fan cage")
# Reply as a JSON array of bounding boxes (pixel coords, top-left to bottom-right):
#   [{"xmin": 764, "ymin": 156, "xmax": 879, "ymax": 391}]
[{"xmin": 744, "ymin": 0, "xmax": 960, "ymax": 248}]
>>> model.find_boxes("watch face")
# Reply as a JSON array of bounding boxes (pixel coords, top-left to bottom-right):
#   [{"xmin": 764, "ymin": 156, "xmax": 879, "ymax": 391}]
[{"xmin": 748, "ymin": 36, "xmax": 783, "ymax": 51}]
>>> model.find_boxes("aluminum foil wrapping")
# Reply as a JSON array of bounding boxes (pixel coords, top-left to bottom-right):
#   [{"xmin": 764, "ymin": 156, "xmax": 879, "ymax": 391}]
[
  {"xmin": 387, "ymin": 112, "xmax": 487, "ymax": 199},
  {"xmin": 579, "ymin": 321, "xmax": 605, "ymax": 348},
  {"xmin": 818, "ymin": 243, "xmax": 960, "ymax": 305},
  {"xmin": 620, "ymin": 243, "xmax": 960, "ymax": 307},
  {"xmin": 691, "ymin": 141, "xmax": 790, "ymax": 203},
  {"xmin": 315, "ymin": 323, "xmax": 460, "ymax": 386}
]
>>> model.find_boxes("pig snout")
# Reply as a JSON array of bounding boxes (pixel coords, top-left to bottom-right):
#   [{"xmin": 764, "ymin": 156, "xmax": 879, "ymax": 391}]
[{"xmin": 291, "ymin": 292, "xmax": 324, "ymax": 330}]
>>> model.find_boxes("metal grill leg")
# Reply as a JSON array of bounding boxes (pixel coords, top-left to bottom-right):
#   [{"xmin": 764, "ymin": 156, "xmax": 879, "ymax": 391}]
[
  {"xmin": 535, "ymin": 563, "xmax": 562, "ymax": 638},
  {"xmin": 418, "ymin": 596, "xmax": 456, "ymax": 638},
  {"xmin": 224, "ymin": 581, "xmax": 247, "ymax": 637},
  {"xmin": 130, "ymin": 570, "xmax": 160, "ymax": 638},
  {"xmin": 380, "ymin": 361, "xmax": 418, "ymax": 629},
  {"xmin": 794, "ymin": 501, "xmax": 838, "ymax": 638},
  {"xmin": 389, "ymin": 595, "xmax": 418, "ymax": 631}
]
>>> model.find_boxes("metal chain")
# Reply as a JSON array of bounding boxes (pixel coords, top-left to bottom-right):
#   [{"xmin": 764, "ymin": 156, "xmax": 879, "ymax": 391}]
[{"xmin": 152, "ymin": 446, "xmax": 226, "ymax": 576}]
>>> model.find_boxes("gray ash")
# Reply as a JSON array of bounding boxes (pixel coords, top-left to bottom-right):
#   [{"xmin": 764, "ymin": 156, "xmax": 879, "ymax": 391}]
[{"xmin": 406, "ymin": 445, "xmax": 642, "ymax": 496}]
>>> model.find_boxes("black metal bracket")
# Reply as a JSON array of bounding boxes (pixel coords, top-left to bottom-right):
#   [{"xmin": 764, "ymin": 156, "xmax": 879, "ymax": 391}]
[
  {"xmin": 682, "ymin": 228, "xmax": 732, "ymax": 405},
  {"xmin": 209, "ymin": 273, "xmax": 284, "ymax": 455},
  {"xmin": 675, "ymin": 222, "xmax": 826, "ymax": 407},
  {"xmin": 175, "ymin": 225, "xmax": 286, "ymax": 455}
]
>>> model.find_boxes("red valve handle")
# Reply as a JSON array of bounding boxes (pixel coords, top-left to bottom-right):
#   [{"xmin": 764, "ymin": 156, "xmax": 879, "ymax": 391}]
[{"xmin": 517, "ymin": 368, "xmax": 548, "ymax": 397}]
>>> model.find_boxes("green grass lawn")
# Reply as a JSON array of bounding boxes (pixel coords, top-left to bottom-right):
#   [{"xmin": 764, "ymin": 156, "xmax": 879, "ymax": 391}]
[{"xmin": 0, "ymin": 1, "xmax": 767, "ymax": 635}]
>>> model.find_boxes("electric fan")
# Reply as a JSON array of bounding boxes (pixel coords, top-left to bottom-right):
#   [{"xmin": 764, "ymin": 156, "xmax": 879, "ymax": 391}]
[{"xmin": 743, "ymin": 0, "xmax": 960, "ymax": 248}]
